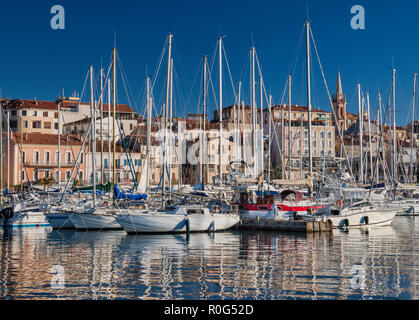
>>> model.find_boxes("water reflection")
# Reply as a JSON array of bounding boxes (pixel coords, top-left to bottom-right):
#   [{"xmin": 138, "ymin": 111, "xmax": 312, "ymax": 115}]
[{"xmin": 0, "ymin": 217, "xmax": 418, "ymax": 300}]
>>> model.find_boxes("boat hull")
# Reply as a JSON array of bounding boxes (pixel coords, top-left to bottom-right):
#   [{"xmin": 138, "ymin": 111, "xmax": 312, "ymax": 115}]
[
  {"xmin": 316, "ymin": 209, "xmax": 397, "ymax": 229},
  {"xmin": 1, "ymin": 210, "xmax": 51, "ymax": 228},
  {"xmin": 69, "ymin": 212, "xmax": 122, "ymax": 230},
  {"xmin": 116, "ymin": 213, "xmax": 239, "ymax": 234},
  {"xmin": 45, "ymin": 213, "xmax": 75, "ymax": 229}
]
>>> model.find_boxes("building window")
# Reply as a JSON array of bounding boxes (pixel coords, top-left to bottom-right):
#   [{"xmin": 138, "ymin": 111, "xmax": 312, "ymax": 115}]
[
  {"xmin": 22, "ymin": 152, "xmax": 26, "ymax": 163},
  {"xmin": 80, "ymin": 153, "xmax": 84, "ymax": 164},
  {"xmin": 10, "ymin": 121, "xmax": 17, "ymax": 129},
  {"xmin": 34, "ymin": 111, "xmax": 37, "ymax": 116},
  {"xmin": 66, "ymin": 152, "xmax": 71, "ymax": 163},
  {"xmin": 44, "ymin": 122, "xmax": 51, "ymax": 129},
  {"xmin": 33, "ymin": 121, "xmax": 41, "ymax": 129},
  {"xmin": 11, "ymin": 110, "xmax": 17, "ymax": 116},
  {"xmin": 66, "ymin": 171, "xmax": 71, "ymax": 180},
  {"xmin": 34, "ymin": 151, "xmax": 40, "ymax": 163},
  {"xmin": 21, "ymin": 170, "xmax": 25, "ymax": 181},
  {"xmin": 45, "ymin": 171, "xmax": 50, "ymax": 178},
  {"xmin": 45, "ymin": 152, "xmax": 50, "ymax": 163},
  {"xmin": 34, "ymin": 169, "xmax": 39, "ymax": 181},
  {"xmin": 328, "ymin": 132, "xmax": 332, "ymax": 139},
  {"xmin": 79, "ymin": 171, "xmax": 83, "ymax": 181},
  {"xmin": 23, "ymin": 121, "xmax": 28, "ymax": 128},
  {"xmin": 22, "ymin": 110, "xmax": 27, "ymax": 116},
  {"xmin": 43, "ymin": 112, "xmax": 48, "ymax": 117},
  {"xmin": 54, "ymin": 123, "xmax": 59, "ymax": 130}
]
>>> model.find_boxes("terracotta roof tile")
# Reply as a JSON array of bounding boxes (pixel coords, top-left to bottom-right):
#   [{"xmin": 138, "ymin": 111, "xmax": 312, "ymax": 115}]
[{"xmin": 10, "ymin": 132, "xmax": 84, "ymax": 146}]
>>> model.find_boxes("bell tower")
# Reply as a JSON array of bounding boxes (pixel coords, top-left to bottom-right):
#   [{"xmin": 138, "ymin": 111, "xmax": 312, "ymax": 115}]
[{"xmin": 332, "ymin": 71, "xmax": 347, "ymax": 132}]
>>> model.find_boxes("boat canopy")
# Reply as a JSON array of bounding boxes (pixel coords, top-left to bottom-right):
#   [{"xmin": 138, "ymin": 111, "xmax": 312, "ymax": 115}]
[
  {"xmin": 280, "ymin": 190, "xmax": 305, "ymax": 202},
  {"xmin": 114, "ymin": 184, "xmax": 147, "ymax": 201}
]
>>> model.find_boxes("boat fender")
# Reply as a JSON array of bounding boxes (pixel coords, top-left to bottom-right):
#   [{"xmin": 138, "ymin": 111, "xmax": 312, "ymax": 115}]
[
  {"xmin": 309, "ymin": 208, "xmax": 315, "ymax": 215},
  {"xmin": 1, "ymin": 208, "xmax": 14, "ymax": 220},
  {"xmin": 336, "ymin": 199, "xmax": 344, "ymax": 210},
  {"xmin": 343, "ymin": 219, "xmax": 349, "ymax": 228},
  {"xmin": 363, "ymin": 216, "xmax": 369, "ymax": 225}
]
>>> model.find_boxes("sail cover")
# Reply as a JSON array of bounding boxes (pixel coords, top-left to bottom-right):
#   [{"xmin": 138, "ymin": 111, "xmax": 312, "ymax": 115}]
[{"xmin": 114, "ymin": 184, "xmax": 147, "ymax": 201}]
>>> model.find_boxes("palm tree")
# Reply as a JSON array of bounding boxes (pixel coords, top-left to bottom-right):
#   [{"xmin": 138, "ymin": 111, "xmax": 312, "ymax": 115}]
[{"xmin": 38, "ymin": 177, "xmax": 56, "ymax": 191}]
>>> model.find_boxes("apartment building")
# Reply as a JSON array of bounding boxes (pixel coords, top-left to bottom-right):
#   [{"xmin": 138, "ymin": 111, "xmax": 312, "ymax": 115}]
[
  {"xmin": 1, "ymin": 132, "xmax": 87, "ymax": 189},
  {"xmin": 1, "ymin": 97, "xmax": 138, "ymax": 136}
]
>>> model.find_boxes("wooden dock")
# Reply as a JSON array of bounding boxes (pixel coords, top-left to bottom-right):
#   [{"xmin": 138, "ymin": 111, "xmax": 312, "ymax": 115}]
[{"xmin": 237, "ymin": 218, "xmax": 334, "ymax": 233}]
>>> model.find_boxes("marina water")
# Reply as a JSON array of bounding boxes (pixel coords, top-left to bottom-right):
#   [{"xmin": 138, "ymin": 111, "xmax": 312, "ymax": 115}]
[{"xmin": 0, "ymin": 216, "xmax": 418, "ymax": 300}]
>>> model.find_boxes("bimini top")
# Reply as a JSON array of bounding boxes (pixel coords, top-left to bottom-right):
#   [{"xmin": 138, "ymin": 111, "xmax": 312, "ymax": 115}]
[{"xmin": 280, "ymin": 190, "xmax": 305, "ymax": 202}]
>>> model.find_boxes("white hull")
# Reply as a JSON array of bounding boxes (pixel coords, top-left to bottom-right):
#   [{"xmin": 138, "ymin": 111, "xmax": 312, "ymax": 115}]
[
  {"xmin": 45, "ymin": 213, "xmax": 75, "ymax": 229},
  {"xmin": 69, "ymin": 211, "xmax": 122, "ymax": 230},
  {"xmin": 314, "ymin": 209, "xmax": 397, "ymax": 229},
  {"xmin": 1, "ymin": 210, "xmax": 50, "ymax": 228},
  {"xmin": 116, "ymin": 213, "xmax": 239, "ymax": 234}
]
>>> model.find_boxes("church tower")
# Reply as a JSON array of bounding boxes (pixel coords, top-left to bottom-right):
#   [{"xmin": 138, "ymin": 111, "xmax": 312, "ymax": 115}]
[{"xmin": 332, "ymin": 71, "xmax": 347, "ymax": 132}]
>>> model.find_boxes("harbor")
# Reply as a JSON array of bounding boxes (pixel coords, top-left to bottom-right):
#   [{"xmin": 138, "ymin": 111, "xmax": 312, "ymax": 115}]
[
  {"xmin": 1, "ymin": 1, "xmax": 419, "ymax": 302},
  {"xmin": 1, "ymin": 217, "xmax": 418, "ymax": 300}
]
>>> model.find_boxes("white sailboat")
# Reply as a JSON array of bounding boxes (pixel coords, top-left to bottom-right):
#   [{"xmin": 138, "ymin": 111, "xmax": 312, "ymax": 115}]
[
  {"xmin": 116, "ymin": 205, "xmax": 239, "ymax": 234},
  {"xmin": 309, "ymin": 200, "xmax": 397, "ymax": 229}
]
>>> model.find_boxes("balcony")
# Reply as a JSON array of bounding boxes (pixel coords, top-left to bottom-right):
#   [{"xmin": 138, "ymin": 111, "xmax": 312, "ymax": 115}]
[{"xmin": 25, "ymin": 161, "xmax": 76, "ymax": 168}]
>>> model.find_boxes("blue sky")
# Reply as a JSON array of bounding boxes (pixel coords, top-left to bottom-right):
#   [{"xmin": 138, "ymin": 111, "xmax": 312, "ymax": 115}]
[{"xmin": 0, "ymin": 0, "xmax": 418, "ymax": 125}]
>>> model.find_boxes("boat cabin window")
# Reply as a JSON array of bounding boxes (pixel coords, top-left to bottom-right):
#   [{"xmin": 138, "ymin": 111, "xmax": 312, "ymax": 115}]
[
  {"xmin": 187, "ymin": 209, "xmax": 204, "ymax": 215},
  {"xmin": 258, "ymin": 206, "xmax": 269, "ymax": 211},
  {"xmin": 351, "ymin": 202, "xmax": 372, "ymax": 208}
]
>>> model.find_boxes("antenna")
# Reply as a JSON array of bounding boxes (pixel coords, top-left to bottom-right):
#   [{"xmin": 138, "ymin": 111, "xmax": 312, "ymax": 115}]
[{"xmin": 306, "ymin": 1, "xmax": 310, "ymax": 21}]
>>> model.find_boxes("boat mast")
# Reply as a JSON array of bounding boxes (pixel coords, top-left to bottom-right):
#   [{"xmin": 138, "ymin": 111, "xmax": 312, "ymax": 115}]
[
  {"xmin": 112, "ymin": 47, "xmax": 117, "ymax": 202},
  {"xmin": 7, "ymin": 109, "xmax": 10, "ymax": 191},
  {"xmin": 367, "ymin": 91, "xmax": 373, "ymax": 183},
  {"xmin": 392, "ymin": 68, "xmax": 397, "ymax": 184},
  {"xmin": 162, "ymin": 34, "xmax": 173, "ymax": 205},
  {"xmin": 357, "ymin": 83, "xmax": 364, "ymax": 184},
  {"xmin": 89, "ymin": 66, "xmax": 96, "ymax": 207},
  {"xmin": 411, "ymin": 73, "xmax": 417, "ymax": 183},
  {"xmin": 0, "ymin": 102, "xmax": 2, "ymax": 194},
  {"xmin": 202, "ymin": 56, "xmax": 207, "ymax": 190},
  {"xmin": 259, "ymin": 62, "xmax": 264, "ymax": 180},
  {"xmin": 288, "ymin": 75, "xmax": 292, "ymax": 180},
  {"xmin": 146, "ymin": 76, "xmax": 151, "ymax": 192},
  {"xmin": 236, "ymin": 81, "xmax": 242, "ymax": 164},
  {"xmin": 169, "ymin": 58, "xmax": 173, "ymax": 194},
  {"xmin": 305, "ymin": 21, "xmax": 313, "ymax": 177},
  {"xmin": 100, "ymin": 68, "xmax": 104, "ymax": 185},
  {"xmin": 218, "ymin": 37, "xmax": 223, "ymax": 186},
  {"xmin": 268, "ymin": 94, "xmax": 272, "ymax": 186},
  {"xmin": 251, "ymin": 46, "xmax": 257, "ymax": 179},
  {"xmin": 57, "ymin": 101, "xmax": 61, "ymax": 189},
  {"xmin": 241, "ymin": 99, "xmax": 246, "ymax": 176},
  {"xmin": 107, "ymin": 78, "xmax": 111, "ymax": 185}
]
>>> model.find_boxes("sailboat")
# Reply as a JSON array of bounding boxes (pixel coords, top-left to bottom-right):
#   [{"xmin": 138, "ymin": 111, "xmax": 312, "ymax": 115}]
[
  {"xmin": 67, "ymin": 59, "xmax": 122, "ymax": 231},
  {"xmin": 115, "ymin": 34, "xmax": 239, "ymax": 234}
]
